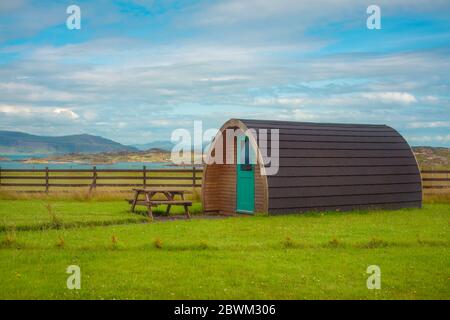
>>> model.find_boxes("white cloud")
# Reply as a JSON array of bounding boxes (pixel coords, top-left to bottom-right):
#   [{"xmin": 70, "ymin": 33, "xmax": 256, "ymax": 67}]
[
  {"xmin": 53, "ymin": 108, "xmax": 79, "ymax": 120},
  {"xmin": 82, "ymin": 110, "xmax": 98, "ymax": 121},
  {"xmin": 291, "ymin": 109, "xmax": 319, "ymax": 121},
  {"xmin": 408, "ymin": 121, "xmax": 450, "ymax": 129},
  {"xmin": 195, "ymin": 0, "xmax": 450, "ymax": 27},
  {"xmin": 0, "ymin": 82, "xmax": 78, "ymax": 103},
  {"xmin": 253, "ymin": 91, "xmax": 418, "ymax": 108},
  {"xmin": 198, "ymin": 76, "xmax": 251, "ymax": 83},
  {"xmin": 0, "ymin": 105, "xmax": 25, "ymax": 115},
  {"xmin": 0, "ymin": 104, "xmax": 79, "ymax": 121},
  {"xmin": 408, "ymin": 135, "xmax": 450, "ymax": 143},
  {"xmin": 253, "ymin": 97, "xmax": 305, "ymax": 107},
  {"xmin": 421, "ymin": 95, "xmax": 440, "ymax": 103},
  {"xmin": 147, "ymin": 119, "xmax": 192, "ymax": 128},
  {"xmin": 437, "ymin": 135, "xmax": 450, "ymax": 142},
  {"xmin": 361, "ymin": 92, "xmax": 417, "ymax": 104}
]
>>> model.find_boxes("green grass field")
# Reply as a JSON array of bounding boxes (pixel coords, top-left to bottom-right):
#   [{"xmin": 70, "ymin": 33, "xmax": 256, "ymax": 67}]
[{"xmin": 0, "ymin": 199, "xmax": 448, "ymax": 299}]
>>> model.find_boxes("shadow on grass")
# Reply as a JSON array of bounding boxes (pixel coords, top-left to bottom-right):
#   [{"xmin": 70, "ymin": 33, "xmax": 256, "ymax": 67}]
[{"xmin": 0, "ymin": 216, "xmax": 148, "ymax": 232}]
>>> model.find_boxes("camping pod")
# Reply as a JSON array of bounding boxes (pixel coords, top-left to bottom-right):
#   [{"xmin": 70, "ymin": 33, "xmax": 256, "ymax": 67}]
[{"xmin": 202, "ymin": 119, "xmax": 422, "ymax": 215}]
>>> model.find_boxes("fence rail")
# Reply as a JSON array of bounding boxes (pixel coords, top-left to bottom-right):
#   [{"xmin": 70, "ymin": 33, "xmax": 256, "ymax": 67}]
[
  {"xmin": 0, "ymin": 167, "xmax": 448, "ymax": 193},
  {"xmin": 0, "ymin": 166, "xmax": 202, "ymax": 192},
  {"xmin": 421, "ymin": 169, "xmax": 450, "ymax": 191}
]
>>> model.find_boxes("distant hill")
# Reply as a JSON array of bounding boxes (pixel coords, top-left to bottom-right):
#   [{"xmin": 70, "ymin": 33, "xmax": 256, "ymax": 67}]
[
  {"xmin": 22, "ymin": 149, "xmax": 171, "ymax": 165},
  {"xmin": 132, "ymin": 140, "xmax": 175, "ymax": 151},
  {"xmin": 133, "ymin": 140, "xmax": 212, "ymax": 152},
  {"xmin": 412, "ymin": 146, "xmax": 450, "ymax": 169},
  {"xmin": 0, "ymin": 131, "xmax": 137, "ymax": 155}
]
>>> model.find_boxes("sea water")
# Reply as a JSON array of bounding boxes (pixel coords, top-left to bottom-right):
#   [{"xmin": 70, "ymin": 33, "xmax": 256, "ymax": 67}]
[{"xmin": 0, "ymin": 154, "xmax": 193, "ymax": 170}]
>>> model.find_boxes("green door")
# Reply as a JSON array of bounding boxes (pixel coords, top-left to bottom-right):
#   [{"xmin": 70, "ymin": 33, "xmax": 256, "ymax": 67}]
[{"xmin": 236, "ymin": 135, "xmax": 255, "ymax": 213}]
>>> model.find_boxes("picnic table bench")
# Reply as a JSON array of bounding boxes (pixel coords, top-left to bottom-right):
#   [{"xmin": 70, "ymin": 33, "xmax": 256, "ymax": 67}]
[{"xmin": 127, "ymin": 188, "xmax": 192, "ymax": 220}]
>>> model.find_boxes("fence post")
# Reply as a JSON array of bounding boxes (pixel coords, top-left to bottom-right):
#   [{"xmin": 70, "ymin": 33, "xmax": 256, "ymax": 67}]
[
  {"xmin": 90, "ymin": 166, "xmax": 97, "ymax": 192},
  {"xmin": 430, "ymin": 167, "xmax": 433, "ymax": 190},
  {"xmin": 444, "ymin": 168, "xmax": 450, "ymax": 188},
  {"xmin": 143, "ymin": 165, "xmax": 147, "ymax": 188},
  {"xmin": 192, "ymin": 166, "xmax": 196, "ymax": 190},
  {"xmin": 45, "ymin": 167, "xmax": 49, "ymax": 193}
]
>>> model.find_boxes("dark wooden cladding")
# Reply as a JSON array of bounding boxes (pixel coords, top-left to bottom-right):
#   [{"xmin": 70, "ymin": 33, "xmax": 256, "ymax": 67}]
[
  {"xmin": 258, "ymin": 142, "xmax": 410, "ymax": 151},
  {"xmin": 273, "ymin": 141, "xmax": 410, "ymax": 150},
  {"xmin": 269, "ymin": 183, "xmax": 422, "ymax": 198},
  {"xmin": 242, "ymin": 122, "xmax": 391, "ymax": 132},
  {"xmin": 269, "ymin": 201, "xmax": 422, "ymax": 214},
  {"xmin": 238, "ymin": 118, "xmax": 422, "ymax": 213},
  {"xmin": 252, "ymin": 128, "xmax": 400, "ymax": 137},
  {"xmin": 268, "ymin": 174, "xmax": 421, "ymax": 187},
  {"xmin": 269, "ymin": 192, "xmax": 422, "ymax": 209},
  {"xmin": 278, "ymin": 149, "xmax": 413, "ymax": 158},
  {"xmin": 238, "ymin": 119, "xmax": 387, "ymax": 128},
  {"xmin": 275, "ymin": 165, "xmax": 420, "ymax": 177},
  {"xmin": 261, "ymin": 134, "xmax": 406, "ymax": 143},
  {"xmin": 278, "ymin": 157, "xmax": 418, "ymax": 167}
]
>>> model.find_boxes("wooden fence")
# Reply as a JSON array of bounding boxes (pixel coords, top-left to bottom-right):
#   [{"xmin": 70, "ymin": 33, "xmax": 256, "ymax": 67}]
[
  {"xmin": 0, "ymin": 166, "xmax": 202, "ymax": 192},
  {"xmin": 0, "ymin": 167, "xmax": 448, "ymax": 193},
  {"xmin": 421, "ymin": 169, "xmax": 450, "ymax": 192}
]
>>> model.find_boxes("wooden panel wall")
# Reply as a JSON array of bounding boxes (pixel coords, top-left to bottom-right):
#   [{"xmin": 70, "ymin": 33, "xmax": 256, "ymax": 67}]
[
  {"xmin": 203, "ymin": 127, "xmax": 238, "ymax": 214},
  {"xmin": 202, "ymin": 164, "xmax": 222, "ymax": 212},
  {"xmin": 254, "ymin": 164, "xmax": 266, "ymax": 213},
  {"xmin": 202, "ymin": 126, "xmax": 267, "ymax": 215}
]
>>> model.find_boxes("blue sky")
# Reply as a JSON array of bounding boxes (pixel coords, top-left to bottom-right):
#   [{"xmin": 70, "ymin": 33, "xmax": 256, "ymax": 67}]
[{"xmin": 0, "ymin": 0, "xmax": 449, "ymax": 146}]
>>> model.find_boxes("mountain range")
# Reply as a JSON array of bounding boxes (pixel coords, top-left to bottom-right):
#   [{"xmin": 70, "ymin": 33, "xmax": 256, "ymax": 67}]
[
  {"xmin": 132, "ymin": 140, "xmax": 209, "ymax": 151},
  {"xmin": 0, "ymin": 131, "xmax": 137, "ymax": 155},
  {"xmin": 132, "ymin": 140, "xmax": 175, "ymax": 151}
]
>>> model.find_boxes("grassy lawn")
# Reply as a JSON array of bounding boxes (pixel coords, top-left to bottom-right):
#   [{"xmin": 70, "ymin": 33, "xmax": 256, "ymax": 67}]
[
  {"xmin": 0, "ymin": 200, "xmax": 448, "ymax": 299},
  {"xmin": 0, "ymin": 200, "xmax": 203, "ymax": 231}
]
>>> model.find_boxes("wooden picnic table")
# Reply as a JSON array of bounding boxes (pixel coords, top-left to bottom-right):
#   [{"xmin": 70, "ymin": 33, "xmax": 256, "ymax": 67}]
[{"xmin": 128, "ymin": 188, "xmax": 193, "ymax": 220}]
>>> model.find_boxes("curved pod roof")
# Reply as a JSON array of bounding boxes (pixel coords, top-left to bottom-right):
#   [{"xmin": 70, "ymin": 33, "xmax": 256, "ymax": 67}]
[{"xmin": 202, "ymin": 119, "xmax": 422, "ymax": 214}]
